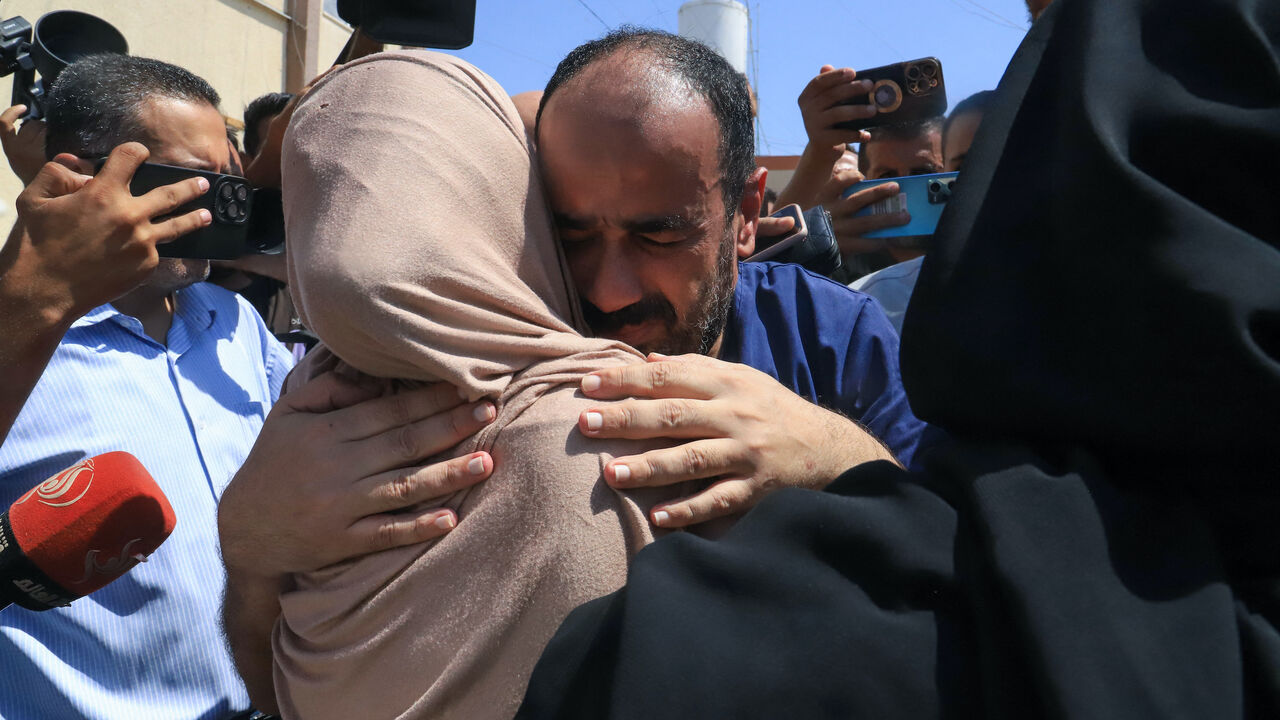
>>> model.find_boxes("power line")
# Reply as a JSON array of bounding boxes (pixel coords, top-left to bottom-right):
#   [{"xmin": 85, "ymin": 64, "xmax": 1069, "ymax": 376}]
[
  {"xmin": 576, "ymin": 0, "xmax": 612, "ymax": 30},
  {"xmin": 960, "ymin": 0, "xmax": 1026, "ymax": 27},
  {"xmin": 848, "ymin": 13, "xmax": 904, "ymax": 58},
  {"xmin": 948, "ymin": 0, "xmax": 1025, "ymax": 31}
]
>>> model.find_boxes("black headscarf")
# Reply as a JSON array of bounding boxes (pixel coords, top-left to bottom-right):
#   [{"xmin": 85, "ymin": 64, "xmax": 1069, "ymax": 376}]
[{"xmin": 517, "ymin": 0, "xmax": 1280, "ymax": 717}]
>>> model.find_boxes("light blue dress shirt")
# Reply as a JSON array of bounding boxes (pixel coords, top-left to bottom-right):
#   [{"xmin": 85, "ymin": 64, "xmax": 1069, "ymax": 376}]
[
  {"xmin": 848, "ymin": 255, "xmax": 924, "ymax": 334},
  {"xmin": 0, "ymin": 282, "xmax": 293, "ymax": 719}
]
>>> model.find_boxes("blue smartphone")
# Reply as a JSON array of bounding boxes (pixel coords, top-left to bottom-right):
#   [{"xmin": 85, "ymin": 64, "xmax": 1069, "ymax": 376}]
[{"xmin": 843, "ymin": 171, "xmax": 958, "ymax": 241}]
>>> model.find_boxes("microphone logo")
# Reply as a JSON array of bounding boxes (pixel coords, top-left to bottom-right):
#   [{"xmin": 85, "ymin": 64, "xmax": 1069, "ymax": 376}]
[
  {"xmin": 15, "ymin": 458, "xmax": 95, "ymax": 508},
  {"xmin": 75, "ymin": 538, "xmax": 145, "ymax": 586}
]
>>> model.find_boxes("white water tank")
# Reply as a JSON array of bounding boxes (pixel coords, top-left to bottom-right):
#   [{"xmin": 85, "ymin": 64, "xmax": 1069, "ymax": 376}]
[{"xmin": 677, "ymin": 0, "xmax": 750, "ymax": 75}]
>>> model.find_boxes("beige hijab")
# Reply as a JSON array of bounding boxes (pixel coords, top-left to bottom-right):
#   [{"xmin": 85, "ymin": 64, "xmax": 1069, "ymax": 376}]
[{"xmin": 275, "ymin": 51, "xmax": 688, "ymax": 719}]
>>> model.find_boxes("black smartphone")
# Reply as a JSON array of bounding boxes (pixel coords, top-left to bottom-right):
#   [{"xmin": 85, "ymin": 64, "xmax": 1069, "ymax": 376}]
[
  {"xmin": 94, "ymin": 159, "xmax": 254, "ymax": 259},
  {"xmin": 835, "ymin": 57, "xmax": 947, "ymax": 131}
]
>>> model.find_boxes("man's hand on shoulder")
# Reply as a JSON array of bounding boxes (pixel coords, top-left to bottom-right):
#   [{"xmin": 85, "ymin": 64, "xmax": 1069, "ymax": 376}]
[
  {"xmin": 217, "ymin": 372, "xmax": 498, "ymax": 580},
  {"xmin": 576, "ymin": 353, "xmax": 900, "ymax": 528}
]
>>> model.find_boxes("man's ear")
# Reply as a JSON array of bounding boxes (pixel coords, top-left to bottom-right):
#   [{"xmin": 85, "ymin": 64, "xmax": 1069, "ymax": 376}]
[{"xmin": 735, "ymin": 166, "xmax": 768, "ymax": 259}]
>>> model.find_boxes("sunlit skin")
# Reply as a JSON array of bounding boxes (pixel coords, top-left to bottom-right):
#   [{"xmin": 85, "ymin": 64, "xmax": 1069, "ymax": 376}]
[
  {"xmin": 862, "ymin": 130, "xmax": 943, "ymax": 180},
  {"xmin": 943, "ymin": 110, "xmax": 984, "ymax": 172},
  {"xmin": 537, "ymin": 50, "xmax": 761, "ymax": 356}
]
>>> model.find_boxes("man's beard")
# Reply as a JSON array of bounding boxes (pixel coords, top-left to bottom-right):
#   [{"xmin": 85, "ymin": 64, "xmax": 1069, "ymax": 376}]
[
  {"xmin": 581, "ymin": 230, "xmax": 737, "ymax": 356},
  {"xmin": 145, "ymin": 258, "xmax": 211, "ymax": 293}
]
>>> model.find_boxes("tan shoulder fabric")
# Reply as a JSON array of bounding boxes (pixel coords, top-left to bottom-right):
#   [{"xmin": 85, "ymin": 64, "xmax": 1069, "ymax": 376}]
[{"xmin": 274, "ymin": 50, "xmax": 693, "ymax": 719}]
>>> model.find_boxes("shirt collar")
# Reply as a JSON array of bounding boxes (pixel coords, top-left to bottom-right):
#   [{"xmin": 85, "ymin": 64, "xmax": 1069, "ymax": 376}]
[{"xmin": 67, "ymin": 284, "xmax": 219, "ymax": 337}]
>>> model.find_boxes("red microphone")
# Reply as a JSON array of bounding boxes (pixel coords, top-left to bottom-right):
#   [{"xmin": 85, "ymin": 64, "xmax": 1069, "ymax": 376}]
[{"xmin": 0, "ymin": 452, "xmax": 176, "ymax": 611}]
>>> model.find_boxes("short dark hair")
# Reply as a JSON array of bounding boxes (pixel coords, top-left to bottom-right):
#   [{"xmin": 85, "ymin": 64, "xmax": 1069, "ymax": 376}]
[
  {"xmin": 537, "ymin": 27, "xmax": 755, "ymax": 220},
  {"xmin": 45, "ymin": 54, "xmax": 221, "ymax": 160},
  {"xmin": 857, "ymin": 117, "xmax": 943, "ymax": 175},
  {"xmin": 243, "ymin": 91, "xmax": 294, "ymax": 156},
  {"xmin": 942, "ymin": 90, "xmax": 996, "ymax": 147}
]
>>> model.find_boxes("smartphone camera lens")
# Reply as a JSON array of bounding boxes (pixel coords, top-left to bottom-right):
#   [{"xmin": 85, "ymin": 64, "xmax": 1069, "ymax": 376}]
[
  {"xmin": 922, "ymin": 63, "xmax": 938, "ymax": 77},
  {"xmin": 929, "ymin": 181, "xmax": 941, "ymax": 193},
  {"xmin": 235, "ymin": 185, "xmax": 248, "ymax": 202},
  {"xmin": 906, "ymin": 65, "xmax": 922, "ymax": 80},
  {"xmin": 219, "ymin": 183, "xmax": 233, "ymax": 200}
]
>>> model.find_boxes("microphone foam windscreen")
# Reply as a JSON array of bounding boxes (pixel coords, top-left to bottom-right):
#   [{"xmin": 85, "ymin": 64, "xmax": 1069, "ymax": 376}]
[{"xmin": 7, "ymin": 452, "xmax": 176, "ymax": 596}]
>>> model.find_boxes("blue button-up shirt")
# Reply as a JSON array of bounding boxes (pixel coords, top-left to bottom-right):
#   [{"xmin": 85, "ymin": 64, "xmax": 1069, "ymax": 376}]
[
  {"xmin": 0, "ymin": 283, "xmax": 293, "ymax": 720},
  {"xmin": 723, "ymin": 262, "xmax": 931, "ymax": 470}
]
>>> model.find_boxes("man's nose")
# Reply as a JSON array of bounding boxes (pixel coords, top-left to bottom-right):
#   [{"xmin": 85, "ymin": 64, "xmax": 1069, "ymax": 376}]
[{"xmin": 573, "ymin": 239, "xmax": 645, "ymax": 314}]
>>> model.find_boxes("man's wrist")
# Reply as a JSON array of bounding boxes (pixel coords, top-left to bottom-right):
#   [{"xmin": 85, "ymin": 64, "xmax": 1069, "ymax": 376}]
[
  {"xmin": 0, "ymin": 225, "xmax": 83, "ymax": 332},
  {"xmin": 0, "ymin": 277, "xmax": 77, "ymax": 343},
  {"xmin": 821, "ymin": 408, "xmax": 901, "ymax": 477}
]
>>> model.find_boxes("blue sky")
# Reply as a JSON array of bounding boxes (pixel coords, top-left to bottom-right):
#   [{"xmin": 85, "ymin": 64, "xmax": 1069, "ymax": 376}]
[{"xmin": 427, "ymin": 1, "xmax": 1034, "ymax": 156}]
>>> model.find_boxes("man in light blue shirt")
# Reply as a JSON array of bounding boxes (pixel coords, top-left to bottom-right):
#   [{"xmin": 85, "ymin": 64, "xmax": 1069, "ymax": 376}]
[{"xmin": 0, "ymin": 55, "xmax": 292, "ymax": 719}]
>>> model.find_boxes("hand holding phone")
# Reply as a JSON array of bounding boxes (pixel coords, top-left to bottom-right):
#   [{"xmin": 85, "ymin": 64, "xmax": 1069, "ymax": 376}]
[
  {"xmin": 94, "ymin": 158, "xmax": 255, "ymax": 260},
  {"xmin": 835, "ymin": 57, "xmax": 947, "ymax": 132},
  {"xmin": 8, "ymin": 143, "xmax": 212, "ymax": 319},
  {"xmin": 749, "ymin": 204, "xmax": 807, "ymax": 262},
  {"xmin": 797, "ymin": 66, "xmax": 876, "ymax": 151},
  {"xmin": 842, "ymin": 172, "xmax": 957, "ymax": 247}
]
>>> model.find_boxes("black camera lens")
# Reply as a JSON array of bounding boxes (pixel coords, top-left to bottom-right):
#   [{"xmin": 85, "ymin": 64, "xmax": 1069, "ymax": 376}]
[
  {"xmin": 906, "ymin": 65, "xmax": 921, "ymax": 80},
  {"xmin": 922, "ymin": 63, "xmax": 938, "ymax": 77},
  {"xmin": 226, "ymin": 201, "xmax": 239, "ymax": 219},
  {"xmin": 235, "ymin": 185, "xmax": 248, "ymax": 202},
  {"xmin": 219, "ymin": 183, "xmax": 233, "ymax": 200},
  {"xmin": 929, "ymin": 181, "xmax": 941, "ymax": 193}
]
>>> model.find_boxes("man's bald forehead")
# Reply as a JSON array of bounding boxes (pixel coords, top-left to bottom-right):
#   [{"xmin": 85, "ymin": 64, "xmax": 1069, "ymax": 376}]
[
  {"xmin": 538, "ymin": 27, "xmax": 756, "ymax": 219},
  {"xmin": 543, "ymin": 48, "xmax": 707, "ymax": 126}
]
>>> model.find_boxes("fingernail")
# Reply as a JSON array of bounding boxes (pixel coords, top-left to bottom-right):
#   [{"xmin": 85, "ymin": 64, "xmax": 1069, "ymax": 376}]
[
  {"xmin": 585, "ymin": 411, "xmax": 603, "ymax": 431},
  {"xmin": 581, "ymin": 374, "xmax": 602, "ymax": 392},
  {"xmin": 196, "ymin": 177, "xmax": 210, "ymax": 191},
  {"xmin": 473, "ymin": 403, "xmax": 495, "ymax": 422},
  {"xmin": 467, "ymin": 455, "xmax": 486, "ymax": 475},
  {"xmin": 653, "ymin": 510, "xmax": 670, "ymax": 526},
  {"xmin": 198, "ymin": 209, "xmax": 212, "ymax": 223},
  {"xmin": 434, "ymin": 514, "xmax": 456, "ymax": 530},
  {"xmin": 612, "ymin": 463, "xmax": 630, "ymax": 483}
]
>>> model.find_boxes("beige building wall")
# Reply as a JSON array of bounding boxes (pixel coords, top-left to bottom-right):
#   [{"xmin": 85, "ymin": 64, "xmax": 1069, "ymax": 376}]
[{"xmin": 0, "ymin": 0, "xmax": 349, "ymax": 234}]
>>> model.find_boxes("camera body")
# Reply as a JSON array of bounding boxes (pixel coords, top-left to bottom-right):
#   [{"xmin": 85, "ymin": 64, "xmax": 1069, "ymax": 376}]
[
  {"xmin": 835, "ymin": 57, "xmax": 948, "ymax": 132},
  {"xmin": 0, "ymin": 11, "xmax": 128, "ymax": 119}
]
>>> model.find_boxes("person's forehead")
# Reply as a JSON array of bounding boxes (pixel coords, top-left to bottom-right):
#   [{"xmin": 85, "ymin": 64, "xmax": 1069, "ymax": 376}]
[
  {"xmin": 539, "ymin": 55, "xmax": 724, "ymax": 218},
  {"xmin": 866, "ymin": 132, "xmax": 940, "ymax": 166},
  {"xmin": 542, "ymin": 50, "xmax": 715, "ymax": 140},
  {"xmin": 136, "ymin": 96, "xmax": 230, "ymax": 171},
  {"xmin": 943, "ymin": 112, "xmax": 983, "ymax": 151}
]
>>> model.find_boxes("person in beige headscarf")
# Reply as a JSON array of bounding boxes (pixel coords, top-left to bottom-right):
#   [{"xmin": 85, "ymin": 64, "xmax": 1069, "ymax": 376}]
[{"xmin": 263, "ymin": 51, "xmax": 697, "ymax": 720}]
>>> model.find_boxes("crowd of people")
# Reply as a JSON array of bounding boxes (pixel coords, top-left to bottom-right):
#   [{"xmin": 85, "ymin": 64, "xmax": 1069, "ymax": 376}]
[{"xmin": 0, "ymin": 0, "xmax": 1276, "ymax": 718}]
